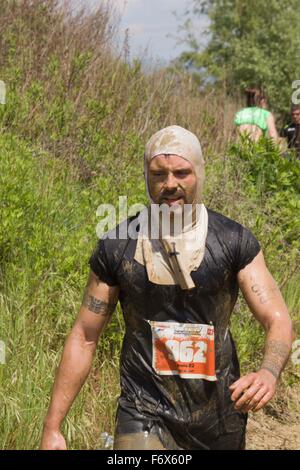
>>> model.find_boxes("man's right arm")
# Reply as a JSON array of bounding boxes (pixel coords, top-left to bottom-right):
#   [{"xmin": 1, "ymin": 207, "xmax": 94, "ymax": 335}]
[{"xmin": 40, "ymin": 270, "xmax": 119, "ymax": 450}]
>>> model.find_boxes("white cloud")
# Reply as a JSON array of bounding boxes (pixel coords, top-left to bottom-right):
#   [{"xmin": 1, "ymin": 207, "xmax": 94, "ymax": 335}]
[{"xmin": 73, "ymin": 0, "xmax": 207, "ymax": 63}]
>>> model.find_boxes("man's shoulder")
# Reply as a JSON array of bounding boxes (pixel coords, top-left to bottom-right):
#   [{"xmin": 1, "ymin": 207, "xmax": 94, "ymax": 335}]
[
  {"xmin": 207, "ymin": 208, "xmax": 243, "ymax": 234},
  {"xmin": 99, "ymin": 213, "xmax": 140, "ymax": 248},
  {"xmin": 206, "ymin": 209, "xmax": 261, "ymax": 271},
  {"xmin": 90, "ymin": 214, "xmax": 140, "ymax": 283}
]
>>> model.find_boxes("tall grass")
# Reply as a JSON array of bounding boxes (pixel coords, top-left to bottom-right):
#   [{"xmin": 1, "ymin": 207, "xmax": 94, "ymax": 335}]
[
  {"xmin": 0, "ymin": 0, "xmax": 299, "ymax": 449},
  {"xmin": 0, "ymin": 133, "xmax": 125, "ymax": 449}
]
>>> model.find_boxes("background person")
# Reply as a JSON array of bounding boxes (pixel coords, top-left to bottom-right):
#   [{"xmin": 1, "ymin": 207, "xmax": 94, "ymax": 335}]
[
  {"xmin": 235, "ymin": 88, "xmax": 278, "ymax": 142},
  {"xmin": 281, "ymin": 104, "xmax": 300, "ymax": 159}
]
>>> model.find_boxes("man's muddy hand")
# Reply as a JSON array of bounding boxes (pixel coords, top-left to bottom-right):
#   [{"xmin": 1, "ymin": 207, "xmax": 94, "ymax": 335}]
[
  {"xmin": 229, "ymin": 369, "xmax": 277, "ymax": 413},
  {"xmin": 40, "ymin": 427, "xmax": 67, "ymax": 450}
]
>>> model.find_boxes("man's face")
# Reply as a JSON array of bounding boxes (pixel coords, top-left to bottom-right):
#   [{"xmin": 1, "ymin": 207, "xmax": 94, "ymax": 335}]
[
  {"xmin": 148, "ymin": 154, "xmax": 197, "ymax": 207},
  {"xmin": 292, "ymin": 108, "xmax": 300, "ymax": 125}
]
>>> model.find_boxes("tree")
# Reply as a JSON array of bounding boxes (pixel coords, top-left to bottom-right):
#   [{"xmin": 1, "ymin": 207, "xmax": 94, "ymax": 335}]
[{"xmin": 179, "ymin": 0, "xmax": 300, "ymax": 115}]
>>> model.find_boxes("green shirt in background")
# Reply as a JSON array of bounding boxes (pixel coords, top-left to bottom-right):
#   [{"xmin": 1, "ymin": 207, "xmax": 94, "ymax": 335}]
[{"xmin": 234, "ymin": 107, "xmax": 271, "ymax": 132}]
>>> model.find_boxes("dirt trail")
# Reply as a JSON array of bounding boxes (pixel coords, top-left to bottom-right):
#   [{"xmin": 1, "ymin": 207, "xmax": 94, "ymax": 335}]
[
  {"xmin": 247, "ymin": 413, "xmax": 300, "ymax": 450},
  {"xmin": 246, "ymin": 384, "xmax": 300, "ymax": 450}
]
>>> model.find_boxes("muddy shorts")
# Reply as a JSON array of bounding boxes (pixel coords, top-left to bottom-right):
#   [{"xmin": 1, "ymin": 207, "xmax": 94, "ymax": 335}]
[{"xmin": 113, "ymin": 403, "xmax": 247, "ymax": 450}]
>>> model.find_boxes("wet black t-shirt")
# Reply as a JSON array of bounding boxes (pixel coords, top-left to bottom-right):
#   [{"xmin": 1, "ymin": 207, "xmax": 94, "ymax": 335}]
[{"xmin": 89, "ymin": 209, "xmax": 260, "ymax": 447}]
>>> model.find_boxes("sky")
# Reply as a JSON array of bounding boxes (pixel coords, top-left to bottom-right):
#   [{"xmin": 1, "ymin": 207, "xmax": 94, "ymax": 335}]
[{"xmin": 81, "ymin": 0, "xmax": 208, "ymax": 64}]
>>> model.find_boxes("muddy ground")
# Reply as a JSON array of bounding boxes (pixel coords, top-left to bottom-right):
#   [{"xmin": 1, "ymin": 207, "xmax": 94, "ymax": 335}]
[{"xmin": 246, "ymin": 384, "xmax": 300, "ymax": 450}]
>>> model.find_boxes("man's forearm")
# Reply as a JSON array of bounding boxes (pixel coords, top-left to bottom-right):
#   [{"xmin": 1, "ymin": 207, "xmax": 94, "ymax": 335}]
[
  {"xmin": 260, "ymin": 322, "xmax": 293, "ymax": 379},
  {"xmin": 44, "ymin": 329, "xmax": 96, "ymax": 430}
]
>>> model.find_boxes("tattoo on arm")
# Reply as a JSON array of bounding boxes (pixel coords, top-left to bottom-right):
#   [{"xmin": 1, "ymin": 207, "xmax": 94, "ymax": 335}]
[
  {"xmin": 82, "ymin": 290, "xmax": 117, "ymax": 316},
  {"xmin": 251, "ymin": 283, "xmax": 279, "ymax": 304},
  {"xmin": 261, "ymin": 340, "xmax": 290, "ymax": 379}
]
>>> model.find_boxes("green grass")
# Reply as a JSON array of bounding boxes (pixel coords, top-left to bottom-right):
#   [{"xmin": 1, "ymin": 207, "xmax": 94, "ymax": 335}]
[{"xmin": 0, "ymin": 133, "xmax": 125, "ymax": 449}]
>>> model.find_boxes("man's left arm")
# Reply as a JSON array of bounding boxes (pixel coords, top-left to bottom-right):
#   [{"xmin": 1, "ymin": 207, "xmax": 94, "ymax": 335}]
[
  {"xmin": 230, "ymin": 250, "xmax": 294, "ymax": 413},
  {"xmin": 267, "ymin": 113, "xmax": 279, "ymax": 141}
]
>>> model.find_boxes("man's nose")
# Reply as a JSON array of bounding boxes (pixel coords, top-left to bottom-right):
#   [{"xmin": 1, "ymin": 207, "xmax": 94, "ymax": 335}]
[{"xmin": 164, "ymin": 173, "xmax": 178, "ymax": 190}]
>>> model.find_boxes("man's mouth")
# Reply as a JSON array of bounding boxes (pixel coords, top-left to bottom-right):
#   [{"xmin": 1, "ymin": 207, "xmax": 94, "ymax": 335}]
[{"xmin": 161, "ymin": 196, "xmax": 184, "ymax": 206}]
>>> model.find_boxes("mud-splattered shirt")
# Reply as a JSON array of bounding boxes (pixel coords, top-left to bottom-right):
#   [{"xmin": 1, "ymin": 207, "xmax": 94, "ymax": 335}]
[{"xmin": 89, "ymin": 209, "xmax": 260, "ymax": 447}]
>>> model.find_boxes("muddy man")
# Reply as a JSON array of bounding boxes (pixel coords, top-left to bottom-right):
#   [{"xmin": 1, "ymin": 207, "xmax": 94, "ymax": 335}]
[{"xmin": 41, "ymin": 126, "xmax": 293, "ymax": 450}]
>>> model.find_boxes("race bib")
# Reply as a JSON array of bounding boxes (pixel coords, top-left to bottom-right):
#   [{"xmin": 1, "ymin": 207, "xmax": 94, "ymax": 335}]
[{"xmin": 150, "ymin": 321, "xmax": 217, "ymax": 381}]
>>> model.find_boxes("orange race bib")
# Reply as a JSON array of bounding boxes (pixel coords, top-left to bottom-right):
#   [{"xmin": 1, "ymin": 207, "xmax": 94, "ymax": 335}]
[{"xmin": 150, "ymin": 321, "xmax": 217, "ymax": 381}]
